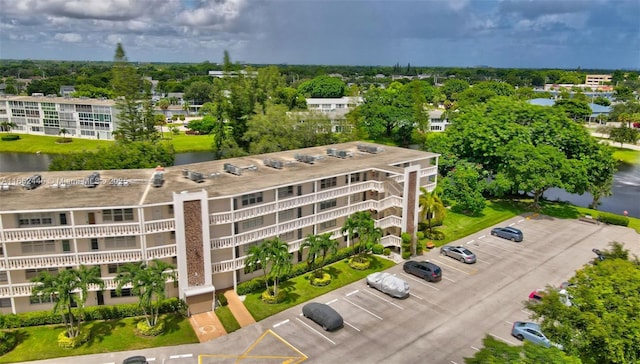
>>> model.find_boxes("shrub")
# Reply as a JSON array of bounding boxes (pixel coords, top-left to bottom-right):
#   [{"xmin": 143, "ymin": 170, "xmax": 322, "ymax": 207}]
[
  {"xmin": 137, "ymin": 320, "xmax": 165, "ymax": 336},
  {"xmin": 57, "ymin": 330, "xmax": 90, "ymax": 349},
  {"xmin": 349, "ymin": 257, "xmax": 371, "ymax": 270},
  {"xmin": 310, "ymin": 273, "xmax": 332, "ymax": 286},
  {"xmin": 0, "ymin": 331, "xmax": 17, "ymax": 355},
  {"xmin": 416, "ymin": 231, "xmax": 424, "ymax": 240},
  {"xmin": 372, "ymin": 243, "xmax": 384, "ymax": 255},
  {"xmin": 402, "ymin": 251, "xmax": 411, "ymax": 260},
  {"xmin": 56, "ymin": 137, "xmax": 72, "ymax": 144},
  {"xmin": 383, "ymin": 248, "xmax": 391, "ymax": 256},
  {"xmin": 1, "ymin": 134, "xmax": 20, "ymax": 141},
  {"xmin": 416, "ymin": 240, "xmax": 425, "ymax": 255},
  {"xmin": 425, "ymin": 229, "xmax": 445, "ymax": 240},
  {"xmin": 217, "ymin": 293, "xmax": 228, "ymax": 307},
  {"xmin": 261, "ymin": 289, "xmax": 287, "ymax": 304},
  {"xmin": 597, "ymin": 212, "xmax": 629, "ymax": 227},
  {"xmin": 179, "ymin": 115, "xmax": 186, "ymax": 121}
]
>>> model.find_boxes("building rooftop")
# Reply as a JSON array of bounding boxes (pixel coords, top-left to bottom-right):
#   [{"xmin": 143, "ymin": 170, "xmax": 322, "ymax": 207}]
[
  {"xmin": 0, "ymin": 94, "xmax": 115, "ymax": 106},
  {"xmin": 0, "ymin": 142, "xmax": 438, "ymax": 212}
]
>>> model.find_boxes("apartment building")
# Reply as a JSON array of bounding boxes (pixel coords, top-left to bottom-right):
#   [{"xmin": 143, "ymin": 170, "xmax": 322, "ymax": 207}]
[
  {"xmin": 0, "ymin": 142, "xmax": 439, "ymax": 315},
  {"xmin": 585, "ymin": 74, "xmax": 612, "ymax": 87},
  {"xmin": 0, "ymin": 95, "xmax": 119, "ymax": 140}
]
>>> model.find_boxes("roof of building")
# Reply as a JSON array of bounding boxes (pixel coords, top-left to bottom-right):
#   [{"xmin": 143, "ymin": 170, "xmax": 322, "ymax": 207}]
[
  {"xmin": 528, "ymin": 98, "xmax": 611, "ymax": 114},
  {"xmin": 0, "ymin": 94, "xmax": 115, "ymax": 106},
  {"xmin": 0, "ymin": 142, "xmax": 438, "ymax": 212}
]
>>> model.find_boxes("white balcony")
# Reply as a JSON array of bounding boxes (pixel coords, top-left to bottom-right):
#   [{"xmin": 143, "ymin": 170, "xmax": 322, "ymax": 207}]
[
  {"xmin": 78, "ymin": 249, "xmax": 143, "ymax": 265},
  {"xmin": 2, "ymin": 253, "xmax": 78, "ymax": 270},
  {"xmin": 210, "ymin": 212, "xmax": 233, "ymax": 225},
  {"xmin": 381, "ymin": 235, "xmax": 402, "ymax": 247},
  {"xmin": 376, "ymin": 216, "xmax": 402, "ymax": 229},
  {"xmin": 212, "ymin": 257, "xmax": 246, "ymax": 274},
  {"xmin": 2, "ymin": 226, "xmax": 75, "ymax": 242},
  {"xmin": 146, "ymin": 244, "xmax": 177, "ymax": 259},
  {"xmin": 144, "ymin": 218, "xmax": 175, "ymax": 233},
  {"xmin": 75, "ymin": 223, "xmax": 140, "ymax": 238}
]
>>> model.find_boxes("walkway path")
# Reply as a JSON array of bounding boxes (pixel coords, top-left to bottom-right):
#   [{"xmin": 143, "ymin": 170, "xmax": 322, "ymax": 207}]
[
  {"xmin": 189, "ymin": 310, "xmax": 227, "ymax": 343},
  {"xmin": 224, "ymin": 290, "xmax": 256, "ymax": 327}
]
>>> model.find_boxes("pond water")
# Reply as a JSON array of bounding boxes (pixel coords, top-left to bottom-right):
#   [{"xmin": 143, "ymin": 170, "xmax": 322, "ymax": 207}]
[{"xmin": 1, "ymin": 151, "xmax": 638, "ymax": 218}]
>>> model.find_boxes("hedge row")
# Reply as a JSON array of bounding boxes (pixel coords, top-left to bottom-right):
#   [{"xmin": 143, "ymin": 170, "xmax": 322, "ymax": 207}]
[
  {"xmin": 237, "ymin": 243, "xmax": 364, "ymax": 295},
  {"xmin": 0, "ymin": 297, "xmax": 187, "ymax": 329},
  {"xmin": 1, "ymin": 134, "xmax": 20, "ymax": 141},
  {"xmin": 597, "ymin": 212, "xmax": 630, "ymax": 227}
]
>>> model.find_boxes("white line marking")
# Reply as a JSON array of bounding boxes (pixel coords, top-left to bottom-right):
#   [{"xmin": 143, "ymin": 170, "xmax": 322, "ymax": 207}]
[
  {"xmin": 518, "ymin": 219, "xmax": 525, "ymax": 223},
  {"xmin": 443, "ymin": 276, "xmax": 456, "ymax": 283},
  {"xmin": 401, "ymin": 273, "xmax": 441, "ymax": 291},
  {"xmin": 508, "ymin": 222, "xmax": 515, "ymax": 226},
  {"xmin": 505, "ymin": 321, "xmax": 513, "ymax": 325},
  {"xmin": 147, "ymin": 358, "xmax": 156, "ymax": 362},
  {"xmin": 326, "ymin": 298, "xmax": 338, "ymax": 305},
  {"xmin": 273, "ymin": 319, "xmax": 289, "ymax": 328},
  {"xmin": 344, "ymin": 320, "xmax": 361, "ymax": 331},
  {"xmin": 478, "ymin": 258, "xmax": 491, "ymax": 264},
  {"xmin": 343, "ymin": 297, "xmax": 383, "ymax": 320},
  {"xmin": 478, "ymin": 235, "xmax": 486, "ymax": 239},
  {"xmin": 410, "ymin": 292, "xmax": 424, "ymax": 300},
  {"xmin": 169, "ymin": 354, "xmax": 193, "ymax": 359},
  {"xmin": 467, "ymin": 240, "xmax": 475, "ymax": 244},
  {"xmin": 295, "ymin": 317, "xmax": 336, "ymax": 345},
  {"xmin": 361, "ymin": 287, "xmax": 405, "ymax": 309},
  {"xmin": 470, "ymin": 346, "xmax": 480, "ymax": 351},
  {"xmin": 521, "ymin": 309, "xmax": 530, "ymax": 315},
  {"xmin": 346, "ymin": 289, "xmax": 359, "ymax": 297},
  {"xmin": 104, "ymin": 362, "xmax": 116, "ymax": 364},
  {"xmin": 467, "ymin": 245, "xmax": 501, "ymax": 258},
  {"xmin": 431, "ymin": 258, "xmax": 472, "ymax": 276},
  {"xmin": 489, "ymin": 333, "xmax": 519, "ymax": 346},
  {"xmin": 451, "ymin": 361, "xmax": 458, "ymax": 364}
]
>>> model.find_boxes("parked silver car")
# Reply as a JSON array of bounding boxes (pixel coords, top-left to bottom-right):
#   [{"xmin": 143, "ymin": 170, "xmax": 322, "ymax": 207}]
[
  {"xmin": 366, "ymin": 272, "xmax": 410, "ymax": 298},
  {"xmin": 511, "ymin": 321, "xmax": 562, "ymax": 349},
  {"xmin": 491, "ymin": 226, "xmax": 523, "ymax": 242},
  {"xmin": 440, "ymin": 245, "xmax": 476, "ymax": 264}
]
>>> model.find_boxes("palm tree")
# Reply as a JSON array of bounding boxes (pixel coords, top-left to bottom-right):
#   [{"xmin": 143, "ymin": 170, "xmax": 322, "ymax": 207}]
[
  {"xmin": 58, "ymin": 128, "xmax": 68, "ymax": 138},
  {"xmin": 419, "ymin": 187, "xmax": 446, "ymax": 236},
  {"xmin": 316, "ymin": 233, "xmax": 339, "ymax": 271},
  {"xmin": 31, "ymin": 265, "xmax": 103, "ymax": 339},
  {"xmin": 245, "ymin": 238, "xmax": 292, "ymax": 297},
  {"xmin": 342, "ymin": 211, "xmax": 377, "ymax": 259},
  {"xmin": 301, "ymin": 234, "xmax": 322, "ymax": 273},
  {"xmin": 114, "ymin": 260, "xmax": 176, "ymax": 328},
  {"xmin": 301, "ymin": 233, "xmax": 338, "ymax": 277},
  {"xmin": 1, "ymin": 121, "xmax": 17, "ymax": 133},
  {"xmin": 182, "ymin": 101, "xmax": 191, "ymax": 116},
  {"xmin": 245, "ymin": 242, "xmax": 271, "ymax": 293},
  {"xmin": 157, "ymin": 98, "xmax": 170, "ymax": 117}
]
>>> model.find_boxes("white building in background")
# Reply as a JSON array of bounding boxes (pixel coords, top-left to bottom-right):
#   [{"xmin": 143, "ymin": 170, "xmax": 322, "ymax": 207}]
[
  {"xmin": 0, "ymin": 95, "xmax": 118, "ymax": 140},
  {"xmin": 0, "ymin": 142, "xmax": 439, "ymax": 315},
  {"xmin": 428, "ymin": 109, "xmax": 451, "ymax": 132}
]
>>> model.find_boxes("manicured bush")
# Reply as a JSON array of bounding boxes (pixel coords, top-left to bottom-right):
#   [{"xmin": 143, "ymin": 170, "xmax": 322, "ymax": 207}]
[
  {"xmin": 383, "ymin": 248, "xmax": 391, "ymax": 256},
  {"xmin": 261, "ymin": 289, "xmax": 287, "ymax": 304},
  {"xmin": 1, "ymin": 134, "xmax": 20, "ymax": 141},
  {"xmin": 56, "ymin": 137, "xmax": 72, "ymax": 144},
  {"xmin": 217, "ymin": 293, "xmax": 228, "ymax": 307},
  {"xmin": 416, "ymin": 240, "xmax": 425, "ymax": 255},
  {"xmin": 237, "ymin": 278, "xmax": 267, "ymax": 296},
  {"xmin": 137, "ymin": 320, "xmax": 165, "ymax": 336},
  {"xmin": 597, "ymin": 212, "xmax": 629, "ymax": 227},
  {"xmin": 425, "ymin": 229, "xmax": 445, "ymax": 240},
  {"xmin": 402, "ymin": 251, "xmax": 411, "ymax": 260},
  {"xmin": 0, "ymin": 331, "xmax": 17, "ymax": 355},
  {"xmin": 310, "ymin": 273, "xmax": 332, "ymax": 286},
  {"xmin": 372, "ymin": 243, "xmax": 384, "ymax": 255},
  {"xmin": 348, "ymin": 257, "xmax": 371, "ymax": 270},
  {"xmin": 57, "ymin": 330, "xmax": 90, "ymax": 349},
  {"xmin": 0, "ymin": 298, "xmax": 186, "ymax": 329}
]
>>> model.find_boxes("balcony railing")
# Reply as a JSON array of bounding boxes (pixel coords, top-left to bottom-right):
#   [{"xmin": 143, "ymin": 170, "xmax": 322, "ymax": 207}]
[
  {"xmin": 144, "ymin": 219, "xmax": 175, "ymax": 233},
  {"xmin": 78, "ymin": 250, "xmax": 143, "ymax": 265},
  {"xmin": 2, "ymin": 253, "xmax": 78, "ymax": 270},
  {"xmin": 376, "ymin": 215, "xmax": 403, "ymax": 229},
  {"xmin": 2, "ymin": 226, "xmax": 75, "ymax": 242},
  {"xmin": 75, "ymin": 223, "xmax": 140, "ymax": 238},
  {"xmin": 147, "ymin": 244, "xmax": 177, "ymax": 260},
  {"xmin": 381, "ymin": 235, "xmax": 402, "ymax": 247}
]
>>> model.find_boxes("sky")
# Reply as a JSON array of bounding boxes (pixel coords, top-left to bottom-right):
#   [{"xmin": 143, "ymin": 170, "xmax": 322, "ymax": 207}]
[{"xmin": 0, "ymin": 0, "xmax": 639, "ymax": 70}]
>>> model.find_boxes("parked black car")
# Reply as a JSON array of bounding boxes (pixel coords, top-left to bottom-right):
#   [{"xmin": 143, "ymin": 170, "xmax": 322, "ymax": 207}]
[
  {"xmin": 491, "ymin": 226, "xmax": 523, "ymax": 242},
  {"xmin": 403, "ymin": 261, "xmax": 442, "ymax": 282},
  {"xmin": 302, "ymin": 302, "xmax": 343, "ymax": 331},
  {"xmin": 122, "ymin": 356, "xmax": 148, "ymax": 364}
]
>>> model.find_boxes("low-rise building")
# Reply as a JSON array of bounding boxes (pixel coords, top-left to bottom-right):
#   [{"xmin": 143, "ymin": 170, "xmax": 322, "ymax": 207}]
[{"xmin": 0, "ymin": 142, "xmax": 439, "ymax": 315}]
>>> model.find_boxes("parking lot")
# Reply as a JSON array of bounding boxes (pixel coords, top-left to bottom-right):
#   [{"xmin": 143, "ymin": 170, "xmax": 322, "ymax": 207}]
[{"xmin": 23, "ymin": 215, "xmax": 640, "ymax": 364}]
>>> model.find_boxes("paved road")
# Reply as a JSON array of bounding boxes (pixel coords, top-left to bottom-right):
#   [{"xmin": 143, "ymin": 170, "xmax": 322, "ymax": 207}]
[{"xmin": 20, "ymin": 215, "xmax": 640, "ymax": 364}]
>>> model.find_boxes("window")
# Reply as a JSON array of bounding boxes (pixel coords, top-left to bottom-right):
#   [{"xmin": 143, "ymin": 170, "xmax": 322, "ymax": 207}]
[
  {"xmin": 241, "ymin": 192, "xmax": 263, "ymax": 207},
  {"xmin": 278, "ymin": 208, "xmax": 295, "ymax": 222},
  {"xmin": 18, "ymin": 213, "xmax": 53, "ymax": 226},
  {"xmin": 279, "ymin": 231, "xmax": 294, "ymax": 241},
  {"xmin": 0, "ymin": 271, "xmax": 7, "ymax": 283},
  {"xmin": 30, "ymin": 294, "xmax": 55, "ymax": 304},
  {"xmin": 320, "ymin": 219, "xmax": 337, "ymax": 230},
  {"xmin": 242, "ymin": 216, "xmax": 264, "ymax": 230},
  {"xmin": 350, "ymin": 173, "xmax": 361, "ymax": 183},
  {"xmin": 59, "ymin": 213, "xmax": 67, "ymax": 225},
  {"xmin": 108, "ymin": 263, "xmax": 127, "ymax": 274},
  {"xmin": 21, "ymin": 240, "xmax": 56, "ymax": 254},
  {"xmin": 25, "ymin": 268, "xmax": 58, "ymax": 280},
  {"xmin": 102, "ymin": 208, "xmax": 134, "ymax": 222},
  {"xmin": 62, "ymin": 240, "xmax": 71, "ymax": 253},
  {"xmin": 319, "ymin": 199, "xmax": 337, "ymax": 210},
  {"xmin": 90, "ymin": 238, "xmax": 99, "ymax": 251},
  {"xmin": 110, "ymin": 288, "xmax": 132, "ymax": 298},
  {"xmin": 0, "ymin": 298, "xmax": 11, "ymax": 308},
  {"xmin": 168, "ymin": 205, "xmax": 174, "ymax": 215},
  {"xmin": 320, "ymin": 177, "xmax": 337, "ymax": 189},
  {"xmin": 104, "ymin": 236, "xmax": 136, "ymax": 250},
  {"xmin": 278, "ymin": 186, "xmax": 294, "ymax": 198}
]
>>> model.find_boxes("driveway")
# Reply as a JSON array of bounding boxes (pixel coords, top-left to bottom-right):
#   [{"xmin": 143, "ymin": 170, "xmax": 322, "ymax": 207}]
[{"xmin": 20, "ymin": 215, "xmax": 640, "ymax": 364}]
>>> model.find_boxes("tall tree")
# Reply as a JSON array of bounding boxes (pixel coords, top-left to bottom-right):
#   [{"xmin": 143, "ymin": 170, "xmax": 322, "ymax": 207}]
[
  {"xmin": 111, "ymin": 43, "xmax": 159, "ymax": 142},
  {"xmin": 115, "ymin": 260, "xmax": 176, "ymax": 328},
  {"xmin": 441, "ymin": 161, "xmax": 486, "ymax": 215},
  {"xmin": 465, "ymin": 335, "xmax": 582, "ymax": 364},
  {"xmin": 419, "ymin": 187, "xmax": 446, "ymax": 235}
]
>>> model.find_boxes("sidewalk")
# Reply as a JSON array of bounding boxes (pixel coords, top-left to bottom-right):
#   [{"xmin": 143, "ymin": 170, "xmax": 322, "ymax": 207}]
[
  {"xmin": 224, "ymin": 290, "xmax": 256, "ymax": 327},
  {"xmin": 189, "ymin": 310, "xmax": 227, "ymax": 343}
]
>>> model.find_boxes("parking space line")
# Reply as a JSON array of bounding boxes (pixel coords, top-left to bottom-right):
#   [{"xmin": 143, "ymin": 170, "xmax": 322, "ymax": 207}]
[
  {"xmin": 518, "ymin": 219, "xmax": 525, "ymax": 223},
  {"xmin": 478, "ymin": 235, "xmax": 486, "ymax": 239},
  {"xmin": 508, "ymin": 222, "xmax": 515, "ymax": 226},
  {"xmin": 466, "ymin": 244, "xmax": 501, "ymax": 258},
  {"xmin": 147, "ymin": 358, "xmax": 156, "ymax": 362},
  {"xmin": 410, "ymin": 292, "xmax": 424, "ymax": 300},
  {"xmin": 344, "ymin": 320, "xmax": 361, "ymax": 331},
  {"xmin": 343, "ymin": 297, "xmax": 384, "ymax": 320},
  {"xmin": 489, "ymin": 333, "xmax": 519, "ymax": 346},
  {"xmin": 169, "ymin": 354, "xmax": 193, "ymax": 359},
  {"xmin": 476, "ymin": 240, "xmax": 518, "ymax": 253},
  {"xmin": 443, "ymin": 276, "xmax": 456, "ymax": 283},
  {"xmin": 470, "ymin": 346, "xmax": 480, "ymax": 351},
  {"xmin": 295, "ymin": 317, "xmax": 336, "ymax": 345},
  {"xmin": 326, "ymin": 298, "xmax": 338, "ymax": 305},
  {"xmin": 346, "ymin": 289, "xmax": 359, "ymax": 297},
  {"xmin": 431, "ymin": 257, "xmax": 476, "ymax": 276},
  {"xmin": 400, "ymin": 273, "xmax": 441, "ymax": 291},
  {"xmin": 477, "ymin": 258, "xmax": 491, "ymax": 264},
  {"xmin": 273, "ymin": 319, "xmax": 289, "ymax": 328},
  {"xmin": 505, "ymin": 320, "xmax": 513, "ymax": 325},
  {"xmin": 361, "ymin": 287, "xmax": 405, "ymax": 309}
]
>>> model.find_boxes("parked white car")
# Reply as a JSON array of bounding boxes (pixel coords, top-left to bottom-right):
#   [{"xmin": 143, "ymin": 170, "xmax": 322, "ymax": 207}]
[{"xmin": 366, "ymin": 272, "xmax": 410, "ymax": 298}]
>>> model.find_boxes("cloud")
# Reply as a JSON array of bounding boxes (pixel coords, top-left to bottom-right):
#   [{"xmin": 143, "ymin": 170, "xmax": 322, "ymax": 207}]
[{"xmin": 53, "ymin": 33, "xmax": 83, "ymax": 43}]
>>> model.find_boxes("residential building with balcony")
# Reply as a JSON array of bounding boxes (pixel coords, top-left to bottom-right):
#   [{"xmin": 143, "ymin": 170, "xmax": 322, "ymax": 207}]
[
  {"xmin": 0, "ymin": 142, "xmax": 439, "ymax": 315},
  {"xmin": 0, "ymin": 95, "xmax": 119, "ymax": 140}
]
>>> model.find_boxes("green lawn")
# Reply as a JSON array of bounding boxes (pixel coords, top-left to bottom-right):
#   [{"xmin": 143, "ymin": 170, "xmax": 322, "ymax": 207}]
[
  {"xmin": 244, "ymin": 256, "xmax": 395, "ymax": 321},
  {"xmin": 0, "ymin": 134, "xmax": 112, "ymax": 154},
  {"xmin": 612, "ymin": 148, "xmax": 640, "ymax": 164},
  {"xmin": 161, "ymin": 132, "xmax": 214, "ymax": 153},
  {"xmin": 214, "ymin": 306, "xmax": 241, "ymax": 333},
  {"xmin": 0, "ymin": 314, "xmax": 198, "ymax": 363}
]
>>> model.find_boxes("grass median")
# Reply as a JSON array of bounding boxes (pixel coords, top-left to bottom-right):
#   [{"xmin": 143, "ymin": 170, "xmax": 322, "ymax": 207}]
[{"xmin": 0, "ymin": 314, "xmax": 198, "ymax": 363}]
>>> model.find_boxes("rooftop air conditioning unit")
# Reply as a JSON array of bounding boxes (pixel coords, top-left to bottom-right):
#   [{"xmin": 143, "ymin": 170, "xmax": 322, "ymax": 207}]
[
  {"xmin": 295, "ymin": 154, "xmax": 316, "ymax": 164},
  {"xmin": 152, "ymin": 172, "xmax": 164, "ymax": 187},
  {"xmin": 84, "ymin": 172, "xmax": 101, "ymax": 188},
  {"xmin": 263, "ymin": 159, "xmax": 284, "ymax": 169},
  {"xmin": 188, "ymin": 171, "xmax": 205, "ymax": 183}
]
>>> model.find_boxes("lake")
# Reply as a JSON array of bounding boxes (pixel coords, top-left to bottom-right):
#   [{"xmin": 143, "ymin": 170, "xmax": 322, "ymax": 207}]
[{"xmin": 1, "ymin": 151, "xmax": 639, "ymax": 218}]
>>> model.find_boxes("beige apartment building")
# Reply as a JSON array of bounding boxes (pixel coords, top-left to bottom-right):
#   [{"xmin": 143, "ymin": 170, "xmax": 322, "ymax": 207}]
[{"xmin": 0, "ymin": 142, "xmax": 439, "ymax": 315}]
